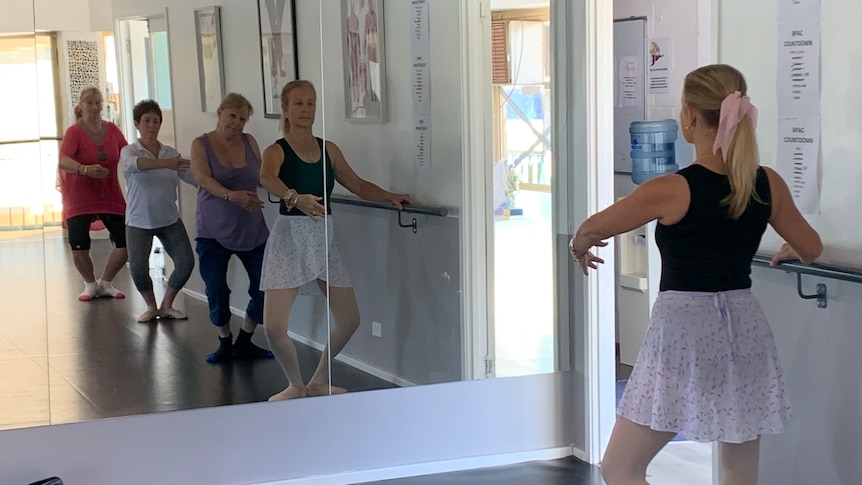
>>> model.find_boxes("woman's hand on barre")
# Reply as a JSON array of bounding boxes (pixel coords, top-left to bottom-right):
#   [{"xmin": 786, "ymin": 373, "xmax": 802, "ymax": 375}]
[
  {"xmin": 770, "ymin": 242, "xmax": 803, "ymax": 267},
  {"xmin": 388, "ymin": 193, "xmax": 415, "ymax": 210}
]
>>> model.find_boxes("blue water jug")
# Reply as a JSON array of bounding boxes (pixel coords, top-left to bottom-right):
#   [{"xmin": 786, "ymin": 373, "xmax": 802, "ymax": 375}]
[{"xmin": 630, "ymin": 119, "xmax": 679, "ymax": 184}]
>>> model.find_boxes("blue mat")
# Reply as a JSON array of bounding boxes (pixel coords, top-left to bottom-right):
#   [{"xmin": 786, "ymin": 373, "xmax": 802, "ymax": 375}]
[{"xmin": 616, "ymin": 380, "xmax": 686, "ymax": 442}]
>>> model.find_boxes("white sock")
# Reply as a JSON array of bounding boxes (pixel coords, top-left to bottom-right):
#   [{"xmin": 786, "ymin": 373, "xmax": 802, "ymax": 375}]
[
  {"xmin": 78, "ymin": 282, "xmax": 98, "ymax": 301},
  {"xmin": 97, "ymin": 279, "xmax": 125, "ymax": 298}
]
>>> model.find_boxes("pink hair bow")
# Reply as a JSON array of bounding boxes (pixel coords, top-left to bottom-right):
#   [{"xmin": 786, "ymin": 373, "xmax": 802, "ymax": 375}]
[{"xmin": 712, "ymin": 91, "xmax": 757, "ymax": 162}]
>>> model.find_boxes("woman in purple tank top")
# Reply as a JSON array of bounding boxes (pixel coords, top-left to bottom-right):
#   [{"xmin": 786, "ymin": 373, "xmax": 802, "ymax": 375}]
[{"xmin": 189, "ymin": 93, "xmax": 275, "ymax": 364}]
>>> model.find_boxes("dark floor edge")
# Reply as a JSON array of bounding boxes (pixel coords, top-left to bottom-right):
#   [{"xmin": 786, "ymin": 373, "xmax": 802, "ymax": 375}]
[{"xmin": 341, "ymin": 447, "xmax": 579, "ymax": 484}]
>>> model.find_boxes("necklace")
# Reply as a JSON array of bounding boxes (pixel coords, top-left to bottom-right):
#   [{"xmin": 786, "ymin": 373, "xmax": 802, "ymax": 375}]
[
  {"xmin": 80, "ymin": 120, "xmax": 105, "ymax": 139},
  {"xmin": 288, "ymin": 136, "xmax": 318, "ymax": 161}
]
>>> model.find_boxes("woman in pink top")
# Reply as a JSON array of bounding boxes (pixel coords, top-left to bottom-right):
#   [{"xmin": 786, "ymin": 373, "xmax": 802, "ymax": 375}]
[{"xmin": 58, "ymin": 87, "xmax": 130, "ymax": 301}]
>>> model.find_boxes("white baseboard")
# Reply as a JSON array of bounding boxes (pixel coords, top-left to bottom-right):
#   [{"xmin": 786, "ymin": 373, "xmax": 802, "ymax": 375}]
[
  {"xmin": 182, "ymin": 288, "xmax": 417, "ymax": 388},
  {"xmin": 255, "ymin": 446, "xmax": 575, "ymax": 485},
  {"xmin": 571, "ymin": 446, "xmax": 592, "ymax": 464}
]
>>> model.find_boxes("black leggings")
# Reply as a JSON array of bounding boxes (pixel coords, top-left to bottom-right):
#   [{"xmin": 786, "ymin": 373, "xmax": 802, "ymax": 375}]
[{"xmin": 66, "ymin": 213, "xmax": 127, "ymax": 250}]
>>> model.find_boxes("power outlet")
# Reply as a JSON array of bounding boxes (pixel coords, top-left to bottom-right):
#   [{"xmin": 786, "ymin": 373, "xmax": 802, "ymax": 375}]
[{"xmin": 371, "ymin": 321, "xmax": 383, "ymax": 338}]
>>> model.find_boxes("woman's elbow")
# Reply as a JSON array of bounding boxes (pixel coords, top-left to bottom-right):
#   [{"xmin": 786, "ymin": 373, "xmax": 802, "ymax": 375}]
[{"xmin": 798, "ymin": 235, "xmax": 823, "ymax": 265}]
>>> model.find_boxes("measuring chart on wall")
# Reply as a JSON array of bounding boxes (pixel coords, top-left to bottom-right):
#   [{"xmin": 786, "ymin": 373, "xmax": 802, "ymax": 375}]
[
  {"xmin": 411, "ymin": 0, "xmax": 431, "ymax": 176},
  {"xmin": 776, "ymin": 0, "xmax": 821, "ymax": 214}
]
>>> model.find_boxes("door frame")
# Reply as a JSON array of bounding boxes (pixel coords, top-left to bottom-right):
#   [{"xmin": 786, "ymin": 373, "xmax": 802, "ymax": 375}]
[
  {"xmin": 114, "ymin": 9, "xmax": 175, "ymax": 142},
  {"xmin": 461, "ymin": 0, "xmax": 617, "ymax": 461}
]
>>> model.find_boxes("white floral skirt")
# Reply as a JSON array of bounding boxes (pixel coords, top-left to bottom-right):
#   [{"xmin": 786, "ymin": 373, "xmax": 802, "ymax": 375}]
[
  {"xmin": 617, "ymin": 289, "xmax": 791, "ymax": 443},
  {"xmin": 260, "ymin": 215, "xmax": 352, "ymax": 294}
]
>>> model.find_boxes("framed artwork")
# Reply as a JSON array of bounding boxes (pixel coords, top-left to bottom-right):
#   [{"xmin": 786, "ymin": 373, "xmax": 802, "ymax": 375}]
[
  {"xmin": 193, "ymin": 6, "xmax": 226, "ymax": 113},
  {"xmin": 257, "ymin": 0, "xmax": 299, "ymax": 119},
  {"xmin": 341, "ymin": 0, "xmax": 387, "ymax": 122}
]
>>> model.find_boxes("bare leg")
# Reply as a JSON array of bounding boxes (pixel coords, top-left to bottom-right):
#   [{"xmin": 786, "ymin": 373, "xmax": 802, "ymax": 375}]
[
  {"xmin": 157, "ymin": 286, "xmax": 188, "ymax": 320},
  {"xmin": 140, "ymin": 289, "xmax": 158, "ymax": 308},
  {"xmin": 100, "ymin": 247, "xmax": 128, "ymax": 281},
  {"xmin": 240, "ymin": 314, "xmax": 257, "ymax": 333},
  {"xmin": 159, "ymin": 286, "xmax": 180, "ymax": 311},
  {"xmin": 263, "ymin": 287, "xmax": 307, "ymax": 400},
  {"xmin": 718, "ymin": 438, "xmax": 760, "ymax": 485},
  {"xmin": 306, "ymin": 281, "xmax": 360, "ymax": 396},
  {"xmin": 600, "ymin": 417, "xmax": 677, "ymax": 485},
  {"xmin": 71, "ymin": 250, "xmax": 97, "ymax": 283},
  {"xmin": 137, "ymin": 289, "xmax": 161, "ymax": 322},
  {"xmin": 217, "ymin": 324, "xmax": 231, "ymax": 339}
]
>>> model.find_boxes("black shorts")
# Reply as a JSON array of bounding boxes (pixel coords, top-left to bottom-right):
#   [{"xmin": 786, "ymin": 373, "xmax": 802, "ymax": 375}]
[{"xmin": 66, "ymin": 213, "xmax": 127, "ymax": 250}]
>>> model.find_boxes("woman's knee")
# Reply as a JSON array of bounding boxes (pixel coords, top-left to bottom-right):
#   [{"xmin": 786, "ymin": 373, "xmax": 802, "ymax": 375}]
[
  {"xmin": 129, "ymin": 267, "xmax": 153, "ymax": 292},
  {"xmin": 168, "ymin": 256, "xmax": 195, "ymax": 289},
  {"xmin": 344, "ymin": 312, "xmax": 361, "ymax": 332}
]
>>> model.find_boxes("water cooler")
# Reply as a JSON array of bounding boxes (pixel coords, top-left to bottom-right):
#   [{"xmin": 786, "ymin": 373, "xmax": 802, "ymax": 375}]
[{"xmin": 629, "ymin": 119, "xmax": 680, "ymax": 184}]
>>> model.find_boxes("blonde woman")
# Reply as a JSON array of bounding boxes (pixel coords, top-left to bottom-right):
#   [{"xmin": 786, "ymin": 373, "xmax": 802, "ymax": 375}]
[
  {"xmin": 58, "ymin": 87, "xmax": 129, "ymax": 301},
  {"xmin": 259, "ymin": 80, "xmax": 414, "ymax": 400},
  {"xmin": 190, "ymin": 93, "xmax": 273, "ymax": 363},
  {"xmin": 570, "ymin": 64, "xmax": 822, "ymax": 485}
]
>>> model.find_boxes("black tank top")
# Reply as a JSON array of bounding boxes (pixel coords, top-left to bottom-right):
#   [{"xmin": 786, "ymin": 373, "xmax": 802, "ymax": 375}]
[
  {"xmin": 275, "ymin": 137, "xmax": 336, "ymax": 216},
  {"xmin": 655, "ymin": 164, "xmax": 771, "ymax": 292}
]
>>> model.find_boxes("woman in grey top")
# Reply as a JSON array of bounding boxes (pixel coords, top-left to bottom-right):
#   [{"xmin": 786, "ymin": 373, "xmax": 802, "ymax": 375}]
[{"xmin": 121, "ymin": 100, "xmax": 196, "ymax": 323}]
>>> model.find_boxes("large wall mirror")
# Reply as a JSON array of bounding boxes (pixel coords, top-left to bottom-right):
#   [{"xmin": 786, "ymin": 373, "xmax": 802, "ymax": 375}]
[
  {"xmin": 0, "ymin": 0, "xmax": 51, "ymax": 431},
  {"xmin": 0, "ymin": 0, "xmax": 568, "ymax": 433}
]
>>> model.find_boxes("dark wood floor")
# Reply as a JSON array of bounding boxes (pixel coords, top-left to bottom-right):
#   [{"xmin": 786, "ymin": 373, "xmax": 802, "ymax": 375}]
[
  {"xmin": 0, "ymin": 231, "xmax": 395, "ymax": 430},
  {"xmin": 360, "ymin": 457, "xmax": 603, "ymax": 484}
]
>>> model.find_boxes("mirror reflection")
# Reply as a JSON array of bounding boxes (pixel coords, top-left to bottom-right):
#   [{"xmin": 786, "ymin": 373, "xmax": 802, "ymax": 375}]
[
  {"xmin": 259, "ymin": 80, "xmax": 414, "ymax": 401},
  {"xmin": 0, "ymin": 0, "xmax": 564, "ymax": 432},
  {"xmin": 0, "ymin": 0, "xmax": 50, "ymax": 431}
]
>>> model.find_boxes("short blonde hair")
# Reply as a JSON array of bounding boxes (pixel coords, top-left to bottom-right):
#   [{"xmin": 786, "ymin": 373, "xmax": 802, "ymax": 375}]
[{"xmin": 218, "ymin": 92, "xmax": 254, "ymax": 116}]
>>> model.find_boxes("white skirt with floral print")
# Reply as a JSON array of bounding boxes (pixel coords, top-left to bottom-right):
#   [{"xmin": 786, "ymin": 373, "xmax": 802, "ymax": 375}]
[
  {"xmin": 617, "ymin": 289, "xmax": 791, "ymax": 443},
  {"xmin": 260, "ymin": 215, "xmax": 352, "ymax": 294}
]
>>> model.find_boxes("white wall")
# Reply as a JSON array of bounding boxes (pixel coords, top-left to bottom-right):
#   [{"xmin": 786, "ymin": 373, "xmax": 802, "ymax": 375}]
[
  {"xmin": 751, "ymin": 268, "xmax": 862, "ymax": 485},
  {"xmin": 0, "ymin": 0, "xmax": 35, "ymax": 34},
  {"xmin": 34, "ymin": 0, "xmax": 92, "ymax": 31},
  {"xmin": 719, "ymin": 0, "xmax": 862, "ymax": 481},
  {"xmin": 720, "ymin": 0, "xmax": 862, "ymax": 267}
]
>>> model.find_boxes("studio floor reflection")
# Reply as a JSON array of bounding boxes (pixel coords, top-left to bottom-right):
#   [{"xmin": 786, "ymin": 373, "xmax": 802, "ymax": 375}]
[{"xmin": 0, "ymin": 228, "xmax": 396, "ymax": 431}]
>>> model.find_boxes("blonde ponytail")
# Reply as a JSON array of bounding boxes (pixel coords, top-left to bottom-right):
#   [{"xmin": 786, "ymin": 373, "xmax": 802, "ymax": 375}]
[
  {"xmin": 683, "ymin": 64, "xmax": 763, "ymax": 219},
  {"xmin": 722, "ymin": 115, "xmax": 760, "ymax": 219}
]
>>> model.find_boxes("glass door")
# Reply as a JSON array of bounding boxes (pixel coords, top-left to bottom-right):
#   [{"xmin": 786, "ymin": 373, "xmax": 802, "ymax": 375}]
[{"xmin": 489, "ymin": 3, "xmax": 556, "ymax": 378}]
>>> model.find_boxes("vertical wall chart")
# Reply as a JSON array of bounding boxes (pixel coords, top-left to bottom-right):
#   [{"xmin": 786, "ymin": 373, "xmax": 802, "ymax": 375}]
[
  {"xmin": 411, "ymin": 0, "xmax": 431, "ymax": 176},
  {"xmin": 776, "ymin": 0, "xmax": 821, "ymax": 214}
]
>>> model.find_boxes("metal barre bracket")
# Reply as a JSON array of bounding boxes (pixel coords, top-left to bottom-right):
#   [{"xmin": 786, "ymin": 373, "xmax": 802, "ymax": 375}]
[
  {"xmin": 796, "ymin": 273, "xmax": 827, "ymax": 309},
  {"xmin": 398, "ymin": 211, "xmax": 417, "ymax": 233}
]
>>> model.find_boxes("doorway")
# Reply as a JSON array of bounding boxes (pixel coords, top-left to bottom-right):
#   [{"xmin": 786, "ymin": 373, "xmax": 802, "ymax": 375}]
[{"xmin": 488, "ymin": 2, "xmax": 555, "ymax": 378}]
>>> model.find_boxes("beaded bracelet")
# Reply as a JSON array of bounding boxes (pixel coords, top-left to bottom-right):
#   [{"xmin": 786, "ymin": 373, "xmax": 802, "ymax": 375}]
[{"xmin": 283, "ymin": 189, "xmax": 298, "ymax": 211}]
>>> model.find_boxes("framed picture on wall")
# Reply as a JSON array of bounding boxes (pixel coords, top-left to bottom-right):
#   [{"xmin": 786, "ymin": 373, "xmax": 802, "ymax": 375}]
[
  {"xmin": 193, "ymin": 6, "xmax": 226, "ymax": 113},
  {"xmin": 341, "ymin": 0, "xmax": 387, "ymax": 122},
  {"xmin": 257, "ymin": 0, "xmax": 299, "ymax": 119}
]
